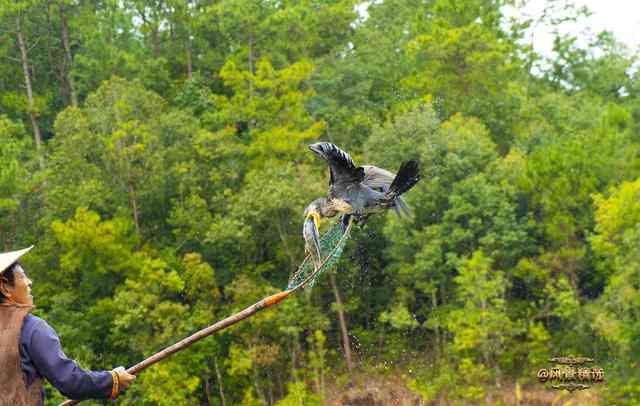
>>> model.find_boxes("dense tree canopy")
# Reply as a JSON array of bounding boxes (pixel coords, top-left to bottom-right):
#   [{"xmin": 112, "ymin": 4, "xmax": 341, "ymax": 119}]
[{"xmin": 0, "ymin": 0, "xmax": 638, "ymax": 404}]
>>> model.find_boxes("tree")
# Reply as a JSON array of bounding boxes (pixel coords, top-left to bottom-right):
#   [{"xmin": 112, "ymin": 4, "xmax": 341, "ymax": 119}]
[
  {"xmin": 447, "ymin": 251, "xmax": 514, "ymax": 399},
  {"xmin": 0, "ymin": 116, "xmax": 33, "ymax": 249},
  {"xmin": 46, "ymin": 77, "xmax": 199, "ymax": 238},
  {"xmin": 0, "ymin": 0, "xmax": 47, "ymax": 168},
  {"xmin": 402, "ymin": 0, "xmax": 523, "ymax": 148},
  {"xmin": 590, "ymin": 179, "xmax": 640, "ymax": 403}
]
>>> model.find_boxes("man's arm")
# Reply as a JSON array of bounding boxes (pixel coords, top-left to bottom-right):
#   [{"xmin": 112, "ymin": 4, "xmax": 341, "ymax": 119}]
[{"xmin": 25, "ymin": 317, "xmax": 113, "ymax": 400}]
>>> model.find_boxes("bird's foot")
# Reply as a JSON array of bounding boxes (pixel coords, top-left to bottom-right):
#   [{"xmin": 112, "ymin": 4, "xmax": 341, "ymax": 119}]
[{"xmin": 340, "ymin": 214, "xmax": 352, "ymax": 233}]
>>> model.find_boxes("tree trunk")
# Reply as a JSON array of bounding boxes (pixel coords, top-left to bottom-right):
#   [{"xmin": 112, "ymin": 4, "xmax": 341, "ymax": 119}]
[
  {"xmin": 46, "ymin": 0, "xmax": 66, "ymax": 103},
  {"xmin": 59, "ymin": 1, "xmax": 78, "ymax": 106},
  {"xmin": 16, "ymin": 13, "xmax": 44, "ymax": 170},
  {"xmin": 127, "ymin": 181, "xmax": 141, "ymax": 236},
  {"xmin": 440, "ymin": 282, "xmax": 452, "ymax": 365},
  {"xmin": 431, "ymin": 288, "xmax": 440, "ymax": 359},
  {"xmin": 290, "ymin": 338, "xmax": 297, "ymax": 377},
  {"xmin": 151, "ymin": 22, "xmax": 160, "ymax": 57},
  {"xmin": 252, "ymin": 358, "xmax": 265, "ymax": 404},
  {"xmin": 480, "ymin": 295, "xmax": 489, "ymax": 366},
  {"xmin": 137, "ymin": 6, "xmax": 160, "ymax": 58},
  {"xmin": 203, "ymin": 376, "xmax": 212, "ymax": 406},
  {"xmin": 329, "ymin": 272, "xmax": 354, "ymax": 373},
  {"xmin": 248, "ymin": 30, "xmax": 254, "ymax": 74},
  {"xmin": 310, "ymin": 336, "xmax": 321, "ymax": 394},
  {"xmin": 267, "ymin": 370, "xmax": 274, "ymax": 406},
  {"xmin": 186, "ymin": 37, "xmax": 193, "ymax": 80},
  {"xmin": 319, "ymin": 340, "xmax": 325, "ymax": 397},
  {"xmin": 213, "ymin": 357, "xmax": 226, "ymax": 406},
  {"xmin": 247, "ymin": 31, "xmax": 257, "ymax": 129},
  {"xmin": 184, "ymin": 1, "xmax": 193, "ymax": 79}
]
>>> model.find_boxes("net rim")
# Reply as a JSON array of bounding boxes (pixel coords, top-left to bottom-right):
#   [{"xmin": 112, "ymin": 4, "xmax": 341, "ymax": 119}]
[{"xmin": 288, "ymin": 217, "xmax": 354, "ymax": 292}]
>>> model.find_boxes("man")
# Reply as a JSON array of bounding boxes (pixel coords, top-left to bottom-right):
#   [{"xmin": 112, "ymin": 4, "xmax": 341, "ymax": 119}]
[{"xmin": 0, "ymin": 246, "xmax": 136, "ymax": 405}]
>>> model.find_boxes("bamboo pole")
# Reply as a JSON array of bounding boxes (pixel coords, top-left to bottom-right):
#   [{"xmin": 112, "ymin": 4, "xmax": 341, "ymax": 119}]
[
  {"xmin": 59, "ymin": 290, "xmax": 291, "ymax": 406},
  {"xmin": 59, "ymin": 220, "xmax": 353, "ymax": 405}
]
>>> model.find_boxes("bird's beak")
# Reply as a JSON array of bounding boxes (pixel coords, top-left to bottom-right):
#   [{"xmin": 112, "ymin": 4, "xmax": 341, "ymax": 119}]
[
  {"xmin": 309, "ymin": 143, "xmax": 322, "ymax": 155},
  {"xmin": 306, "ymin": 210, "xmax": 321, "ymax": 231},
  {"xmin": 303, "ymin": 212, "xmax": 322, "ymax": 261}
]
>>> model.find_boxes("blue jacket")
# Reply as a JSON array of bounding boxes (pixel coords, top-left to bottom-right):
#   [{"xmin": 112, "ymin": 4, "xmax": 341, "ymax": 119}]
[{"xmin": 19, "ymin": 314, "xmax": 113, "ymax": 401}]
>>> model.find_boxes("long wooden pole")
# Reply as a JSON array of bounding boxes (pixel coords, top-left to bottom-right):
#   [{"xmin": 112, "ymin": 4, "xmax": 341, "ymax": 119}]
[
  {"xmin": 59, "ymin": 290, "xmax": 291, "ymax": 406},
  {"xmin": 59, "ymin": 220, "xmax": 352, "ymax": 406}
]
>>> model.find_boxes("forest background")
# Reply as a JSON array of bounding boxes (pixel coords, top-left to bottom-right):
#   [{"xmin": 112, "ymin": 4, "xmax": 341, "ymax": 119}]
[{"xmin": 1, "ymin": 0, "xmax": 639, "ymax": 404}]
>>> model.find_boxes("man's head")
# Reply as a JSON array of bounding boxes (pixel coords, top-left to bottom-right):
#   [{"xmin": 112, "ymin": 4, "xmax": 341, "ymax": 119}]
[
  {"xmin": 0, "ymin": 246, "xmax": 34, "ymax": 305},
  {"xmin": 0, "ymin": 263, "xmax": 33, "ymax": 305}
]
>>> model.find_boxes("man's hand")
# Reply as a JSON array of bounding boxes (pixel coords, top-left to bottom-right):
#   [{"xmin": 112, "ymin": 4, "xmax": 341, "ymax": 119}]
[{"xmin": 113, "ymin": 366, "xmax": 136, "ymax": 391}]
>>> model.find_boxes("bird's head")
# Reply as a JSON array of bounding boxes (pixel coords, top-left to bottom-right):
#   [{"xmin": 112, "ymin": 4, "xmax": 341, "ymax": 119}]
[
  {"xmin": 303, "ymin": 198, "xmax": 323, "ymax": 230},
  {"xmin": 308, "ymin": 142, "xmax": 327, "ymax": 157}
]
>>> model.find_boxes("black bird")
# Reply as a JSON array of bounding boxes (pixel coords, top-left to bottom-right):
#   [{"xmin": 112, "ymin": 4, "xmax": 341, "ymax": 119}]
[{"xmin": 302, "ymin": 142, "xmax": 421, "ymax": 263}]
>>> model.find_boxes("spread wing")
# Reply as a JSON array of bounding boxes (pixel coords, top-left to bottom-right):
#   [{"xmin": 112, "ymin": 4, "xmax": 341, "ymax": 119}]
[
  {"xmin": 309, "ymin": 142, "xmax": 364, "ymax": 186},
  {"xmin": 362, "ymin": 165, "xmax": 413, "ymax": 216}
]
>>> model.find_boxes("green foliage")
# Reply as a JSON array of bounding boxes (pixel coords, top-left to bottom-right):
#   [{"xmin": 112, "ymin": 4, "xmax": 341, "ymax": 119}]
[
  {"xmin": 0, "ymin": 0, "xmax": 639, "ymax": 403},
  {"xmin": 0, "ymin": 116, "xmax": 33, "ymax": 247},
  {"xmin": 50, "ymin": 208, "xmax": 138, "ymax": 304},
  {"xmin": 136, "ymin": 359, "xmax": 202, "ymax": 405},
  {"xmin": 209, "ymin": 58, "xmax": 324, "ymax": 166},
  {"xmin": 403, "ymin": 5, "xmax": 522, "ymax": 147},
  {"xmin": 591, "ymin": 180, "xmax": 640, "ymax": 354},
  {"xmin": 448, "ymin": 252, "xmax": 513, "ymax": 382},
  {"xmin": 379, "ymin": 303, "xmax": 419, "ymax": 331},
  {"xmin": 275, "ymin": 381, "xmax": 322, "ymax": 406},
  {"xmin": 590, "ymin": 179, "xmax": 640, "ymax": 404}
]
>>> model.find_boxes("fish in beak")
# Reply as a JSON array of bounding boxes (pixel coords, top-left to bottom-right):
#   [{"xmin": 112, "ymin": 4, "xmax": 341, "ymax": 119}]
[
  {"xmin": 302, "ymin": 198, "xmax": 324, "ymax": 269},
  {"xmin": 303, "ymin": 211, "xmax": 322, "ymax": 269}
]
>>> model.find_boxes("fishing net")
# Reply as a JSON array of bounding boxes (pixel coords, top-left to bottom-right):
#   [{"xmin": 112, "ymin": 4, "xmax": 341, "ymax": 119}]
[{"xmin": 287, "ymin": 220, "xmax": 353, "ymax": 290}]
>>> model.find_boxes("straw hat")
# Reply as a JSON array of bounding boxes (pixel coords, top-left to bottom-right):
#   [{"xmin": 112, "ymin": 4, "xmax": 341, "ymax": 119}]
[{"xmin": 0, "ymin": 246, "xmax": 33, "ymax": 274}]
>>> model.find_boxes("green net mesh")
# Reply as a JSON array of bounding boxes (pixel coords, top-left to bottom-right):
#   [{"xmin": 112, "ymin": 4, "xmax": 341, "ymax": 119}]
[{"xmin": 287, "ymin": 220, "xmax": 352, "ymax": 290}]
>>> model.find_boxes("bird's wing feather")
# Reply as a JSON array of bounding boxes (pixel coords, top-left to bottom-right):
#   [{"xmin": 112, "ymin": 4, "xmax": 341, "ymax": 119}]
[
  {"xmin": 309, "ymin": 142, "xmax": 364, "ymax": 186},
  {"xmin": 363, "ymin": 165, "xmax": 414, "ymax": 217},
  {"xmin": 362, "ymin": 165, "xmax": 395, "ymax": 191}
]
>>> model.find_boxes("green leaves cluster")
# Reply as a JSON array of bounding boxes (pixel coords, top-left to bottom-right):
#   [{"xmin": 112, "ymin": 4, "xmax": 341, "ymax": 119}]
[{"xmin": 1, "ymin": 0, "xmax": 640, "ymax": 404}]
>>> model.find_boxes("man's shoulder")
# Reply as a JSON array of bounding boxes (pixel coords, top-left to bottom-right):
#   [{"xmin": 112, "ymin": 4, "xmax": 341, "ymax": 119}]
[{"xmin": 22, "ymin": 314, "xmax": 53, "ymax": 338}]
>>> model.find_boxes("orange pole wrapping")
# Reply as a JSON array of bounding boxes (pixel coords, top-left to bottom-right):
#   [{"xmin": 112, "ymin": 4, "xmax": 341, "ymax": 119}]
[{"xmin": 262, "ymin": 290, "xmax": 291, "ymax": 308}]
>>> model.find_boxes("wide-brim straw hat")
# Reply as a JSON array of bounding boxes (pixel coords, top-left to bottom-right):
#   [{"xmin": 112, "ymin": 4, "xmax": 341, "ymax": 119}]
[{"xmin": 0, "ymin": 246, "xmax": 33, "ymax": 274}]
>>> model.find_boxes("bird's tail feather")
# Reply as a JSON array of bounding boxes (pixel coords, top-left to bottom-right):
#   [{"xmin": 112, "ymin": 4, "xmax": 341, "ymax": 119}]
[
  {"xmin": 392, "ymin": 197, "xmax": 413, "ymax": 217},
  {"xmin": 396, "ymin": 196, "xmax": 413, "ymax": 216},
  {"xmin": 387, "ymin": 160, "xmax": 421, "ymax": 199}
]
